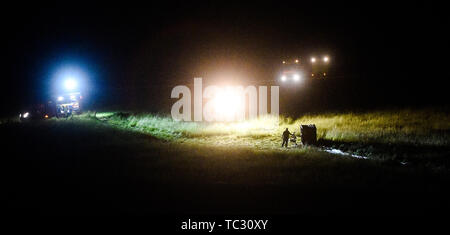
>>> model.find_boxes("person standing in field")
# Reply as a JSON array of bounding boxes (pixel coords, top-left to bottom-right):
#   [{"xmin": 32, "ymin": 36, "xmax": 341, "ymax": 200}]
[{"xmin": 282, "ymin": 128, "xmax": 291, "ymax": 147}]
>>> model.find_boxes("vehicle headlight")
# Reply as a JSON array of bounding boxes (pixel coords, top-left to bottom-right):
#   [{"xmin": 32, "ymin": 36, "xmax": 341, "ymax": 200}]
[{"xmin": 23, "ymin": 112, "xmax": 29, "ymax": 118}]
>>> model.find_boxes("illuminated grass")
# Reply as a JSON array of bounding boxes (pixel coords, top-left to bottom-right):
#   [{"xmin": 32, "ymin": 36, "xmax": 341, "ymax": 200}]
[
  {"xmin": 3, "ymin": 108, "xmax": 450, "ymax": 187},
  {"xmin": 292, "ymin": 109, "xmax": 450, "ymax": 146},
  {"xmin": 76, "ymin": 109, "xmax": 450, "ymax": 148},
  {"xmin": 4, "ymin": 109, "xmax": 449, "ymax": 215}
]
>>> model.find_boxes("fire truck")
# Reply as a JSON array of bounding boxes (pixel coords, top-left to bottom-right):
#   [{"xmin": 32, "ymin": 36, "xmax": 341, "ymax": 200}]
[{"xmin": 55, "ymin": 92, "xmax": 82, "ymax": 118}]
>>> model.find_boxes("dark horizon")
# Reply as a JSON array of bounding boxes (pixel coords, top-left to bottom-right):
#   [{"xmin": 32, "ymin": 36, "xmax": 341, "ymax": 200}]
[{"xmin": 2, "ymin": 2, "xmax": 449, "ymax": 116}]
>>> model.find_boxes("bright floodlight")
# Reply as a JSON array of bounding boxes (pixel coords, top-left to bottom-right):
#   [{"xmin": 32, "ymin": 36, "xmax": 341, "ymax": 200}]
[
  {"xmin": 64, "ymin": 79, "xmax": 77, "ymax": 90},
  {"xmin": 212, "ymin": 89, "xmax": 243, "ymax": 121},
  {"xmin": 293, "ymin": 74, "xmax": 300, "ymax": 81},
  {"xmin": 57, "ymin": 96, "xmax": 64, "ymax": 101},
  {"xmin": 281, "ymin": 75, "xmax": 287, "ymax": 81},
  {"xmin": 323, "ymin": 56, "xmax": 329, "ymax": 62},
  {"xmin": 311, "ymin": 57, "xmax": 316, "ymax": 63}
]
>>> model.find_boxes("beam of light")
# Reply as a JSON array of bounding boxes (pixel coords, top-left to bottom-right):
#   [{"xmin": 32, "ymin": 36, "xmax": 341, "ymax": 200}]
[
  {"xmin": 212, "ymin": 88, "xmax": 244, "ymax": 122},
  {"xmin": 202, "ymin": 115, "xmax": 279, "ymax": 136},
  {"xmin": 64, "ymin": 78, "xmax": 77, "ymax": 90},
  {"xmin": 50, "ymin": 64, "xmax": 90, "ymax": 96}
]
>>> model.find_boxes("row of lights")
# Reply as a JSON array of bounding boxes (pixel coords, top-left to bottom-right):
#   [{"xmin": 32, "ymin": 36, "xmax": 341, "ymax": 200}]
[
  {"xmin": 19, "ymin": 112, "xmax": 49, "ymax": 119},
  {"xmin": 282, "ymin": 56, "xmax": 329, "ymax": 64},
  {"xmin": 281, "ymin": 73, "xmax": 301, "ymax": 82},
  {"xmin": 57, "ymin": 95, "xmax": 77, "ymax": 101},
  {"xmin": 311, "ymin": 56, "xmax": 329, "ymax": 63},
  {"xmin": 282, "ymin": 59, "xmax": 300, "ymax": 64}
]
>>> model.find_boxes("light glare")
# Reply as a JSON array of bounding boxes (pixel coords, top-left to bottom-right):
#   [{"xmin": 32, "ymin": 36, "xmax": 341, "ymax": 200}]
[
  {"xmin": 212, "ymin": 89, "xmax": 243, "ymax": 121},
  {"xmin": 64, "ymin": 79, "xmax": 77, "ymax": 90}
]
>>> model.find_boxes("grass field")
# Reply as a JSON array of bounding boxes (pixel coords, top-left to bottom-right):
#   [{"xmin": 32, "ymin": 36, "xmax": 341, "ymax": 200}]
[
  {"xmin": 82, "ymin": 108, "xmax": 450, "ymax": 146},
  {"xmin": 76, "ymin": 108, "xmax": 450, "ymax": 168},
  {"xmin": 2, "ymin": 108, "xmax": 450, "ymax": 215}
]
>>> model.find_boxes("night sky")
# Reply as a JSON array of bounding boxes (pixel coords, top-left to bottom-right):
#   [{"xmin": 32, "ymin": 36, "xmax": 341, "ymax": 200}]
[{"xmin": 2, "ymin": 2, "xmax": 449, "ymax": 116}]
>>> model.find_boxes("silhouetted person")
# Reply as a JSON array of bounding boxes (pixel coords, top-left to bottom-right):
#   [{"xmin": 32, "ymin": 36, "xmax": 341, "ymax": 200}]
[{"xmin": 282, "ymin": 128, "xmax": 291, "ymax": 147}]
